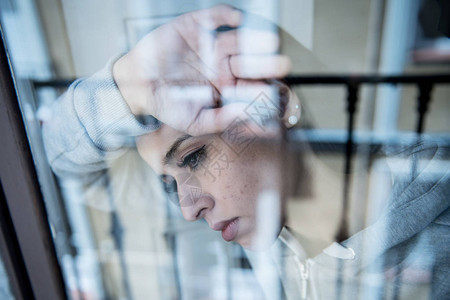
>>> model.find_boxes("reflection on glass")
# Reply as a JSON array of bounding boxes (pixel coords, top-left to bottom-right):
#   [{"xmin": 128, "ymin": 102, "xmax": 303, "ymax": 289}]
[
  {"xmin": 0, "ymin": 255, "xmax": 14, "ymax": 300},
  {"xmin": 1, "ymin": 1, "xmax": 449, "ymax": 299}
]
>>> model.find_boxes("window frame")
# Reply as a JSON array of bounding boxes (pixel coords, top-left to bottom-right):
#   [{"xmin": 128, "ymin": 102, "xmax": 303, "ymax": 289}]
[{"xmin": 0, "ymin": 28, "xmax": 67, "ymax": 300}]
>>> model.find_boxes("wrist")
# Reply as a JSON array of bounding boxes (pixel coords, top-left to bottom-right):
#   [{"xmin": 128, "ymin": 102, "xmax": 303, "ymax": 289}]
[{"xmin": 112, "ymin": 53, "xmax": 154, "ymax": 116}]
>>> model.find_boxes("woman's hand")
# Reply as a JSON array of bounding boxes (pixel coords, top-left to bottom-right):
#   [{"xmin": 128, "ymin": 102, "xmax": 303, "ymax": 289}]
[{"xmin": 113, "ymin": 4, "xmax": 292, "ymax": 136}]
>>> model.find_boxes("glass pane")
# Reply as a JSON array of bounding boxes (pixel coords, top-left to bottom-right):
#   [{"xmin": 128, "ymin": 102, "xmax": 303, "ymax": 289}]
[
  {"xmin": 0, "ymin": 255, "xmax": 14, "ymax": 300},
  {"xmin": 1, "ymin": 0, "xmax": 449, "ymax": 299}
]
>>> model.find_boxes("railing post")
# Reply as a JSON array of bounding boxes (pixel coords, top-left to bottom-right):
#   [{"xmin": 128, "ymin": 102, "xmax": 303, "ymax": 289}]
[
  {"xmin": 416, "ymin": 83, "xmax": 433, "ymax": 134},
  {"xmin": 335, "ymin": 82, "xmax": 359, "ymax": 243}
]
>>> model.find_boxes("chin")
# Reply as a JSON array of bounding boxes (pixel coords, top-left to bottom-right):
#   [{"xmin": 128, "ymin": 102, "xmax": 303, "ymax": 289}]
[
  {"xmin": 236, "ymin": 238, "xmax": 253, "ymax": 250},
  {"xmin": 236, "ymin": 232, "xmax": 279, "ymax": 251}
]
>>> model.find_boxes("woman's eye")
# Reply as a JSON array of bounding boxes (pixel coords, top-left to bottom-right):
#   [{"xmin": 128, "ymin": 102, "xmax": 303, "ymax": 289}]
[{"xmin": 179, "ymin": 145, "xmax": 207, "ymax": 171}]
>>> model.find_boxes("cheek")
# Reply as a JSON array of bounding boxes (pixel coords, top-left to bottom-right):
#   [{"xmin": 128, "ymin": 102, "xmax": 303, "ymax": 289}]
[
  {"xmin": 195, "ymin": 137, "xmax": 283, "ymax": 214},
  {"xmin": 228, "ymin": 171, "xmax": 258, "ymax": 212},
  {"xmin": 216, "ymin": 148, "xmax": 278, "ymax": 214}
]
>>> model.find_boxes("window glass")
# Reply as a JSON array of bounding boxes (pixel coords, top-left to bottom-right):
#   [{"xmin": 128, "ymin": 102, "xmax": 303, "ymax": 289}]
[
  {"xmin": 0, "ymin": 256, "xmax": 14, "ymax": 300},
  {"xmin": 1, "ymin": 0, "xmax": 449, "ymax": 299}
]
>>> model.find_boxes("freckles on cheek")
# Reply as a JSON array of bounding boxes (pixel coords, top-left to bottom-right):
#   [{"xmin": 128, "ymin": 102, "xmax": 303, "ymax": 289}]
[
  {"xmin": 219, "ymin": 148, "xmax": 265, "ymax": 213},
  {"xmin": 232, "ymin": 174, "xmax": 259, "ymax": 211}
]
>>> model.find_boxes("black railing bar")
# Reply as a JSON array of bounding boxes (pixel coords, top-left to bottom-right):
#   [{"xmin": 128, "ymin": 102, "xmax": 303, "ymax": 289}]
[
  {"xmin": 30, "ymin": 73, "xmax": 450, "ymax": 89},
  {"xmin": 416, "ymin": 83, "xmax": 434, "ymax": 134},
  {"xmin": 335, "ymin": 83, "xmax": 359, "ymax": 242},
  {"xmin": 284, "ymin": 74, "xmax": 450, "ymax": 85}
]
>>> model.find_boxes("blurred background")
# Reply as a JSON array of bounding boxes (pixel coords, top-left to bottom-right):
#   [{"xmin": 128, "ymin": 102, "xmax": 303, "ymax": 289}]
[{"xmin": 0, "ymin": 0, "xmax": 449, "ymax": 299}]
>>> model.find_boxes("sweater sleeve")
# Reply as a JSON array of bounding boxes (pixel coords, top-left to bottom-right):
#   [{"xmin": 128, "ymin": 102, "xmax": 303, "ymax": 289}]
[{"xmin": 42, "ymin": 57, "xmax": 160, "ymax": 179}]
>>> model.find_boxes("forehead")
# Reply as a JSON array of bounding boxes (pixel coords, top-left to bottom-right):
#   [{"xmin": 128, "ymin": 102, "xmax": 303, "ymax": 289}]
[{"xmin": 136, "ymin": 124, "xmax": 184, "ymax": 174}]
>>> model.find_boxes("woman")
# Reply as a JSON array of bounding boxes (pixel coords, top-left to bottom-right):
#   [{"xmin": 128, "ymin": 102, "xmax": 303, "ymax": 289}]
[{"xmin": 43, "ymin": 4, "xmax": 449, "ymax": 299}]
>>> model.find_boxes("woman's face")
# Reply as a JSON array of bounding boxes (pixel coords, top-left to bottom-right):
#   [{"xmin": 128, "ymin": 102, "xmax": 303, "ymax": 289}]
[{"xmin": 137, "ymin": 121, "xmax": 285, "ymax": 249}]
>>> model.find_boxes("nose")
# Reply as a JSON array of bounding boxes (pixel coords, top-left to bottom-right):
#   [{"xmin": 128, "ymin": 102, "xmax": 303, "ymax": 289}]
[
  {"xmin": 176, "ymin": 173, "xmax": 214, "ymax": 221},
  {"xmin": 180, "ymin": 194, "xmax": 214, "ymax": 221}
]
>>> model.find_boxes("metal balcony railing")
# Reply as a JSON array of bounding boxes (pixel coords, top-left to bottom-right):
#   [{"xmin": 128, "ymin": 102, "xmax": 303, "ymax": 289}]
[
  {"xmin": 32, "ymin": 73, "xmax": 450, "ymax": 242},
  {"xmin": 284, "ymin": 73, "xmax": 450, "ymax": 241}
]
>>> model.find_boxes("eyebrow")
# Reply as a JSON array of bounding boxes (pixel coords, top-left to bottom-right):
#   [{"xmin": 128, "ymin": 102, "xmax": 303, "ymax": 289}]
[{"xmin": 163, "ymin": 134, "xmax": 192, "ymax": 165}]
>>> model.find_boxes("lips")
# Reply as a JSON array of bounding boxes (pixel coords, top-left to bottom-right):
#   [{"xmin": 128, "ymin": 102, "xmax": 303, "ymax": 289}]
[{"xmin": 212, "ymin": 218, "xmax": 239, "ymax": 242}]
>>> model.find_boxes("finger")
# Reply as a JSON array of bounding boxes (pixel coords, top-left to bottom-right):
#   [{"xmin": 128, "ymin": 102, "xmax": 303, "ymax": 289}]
[
  {"xmin": 219, "ymin": 80, "xmax": 286, "ymax": 130},
  {"xmin": 241, "ymin": 11, "xmax": 278, "ymax": 32},
  {"xmin": 219, "ymin": 80, "xmax": 279, "ymax": 105},
  {"xmin": 215, "ymin": 28, "xmax": 279, "ymax": 57},
  {"xmin": 229, "ymin": 55, "xmax": 291, "ymax": 79},
  {"xmin": 190, "ymin": 4, "xmax": 242, "ymax": 30}
]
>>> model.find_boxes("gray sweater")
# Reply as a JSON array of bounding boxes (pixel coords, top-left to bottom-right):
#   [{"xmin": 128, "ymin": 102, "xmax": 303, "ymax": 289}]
[{"xmin": 42, "ymin": 57, "xmax": 160, "ymax": 180}]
